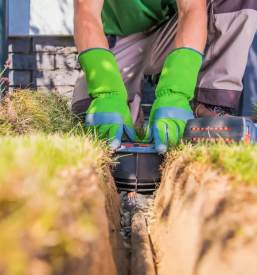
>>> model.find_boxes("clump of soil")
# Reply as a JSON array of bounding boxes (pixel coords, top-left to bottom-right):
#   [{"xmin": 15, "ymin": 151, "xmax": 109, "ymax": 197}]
[{"xmin": 151, "ymin": 154, "xmax": 257, "ymax": 275}]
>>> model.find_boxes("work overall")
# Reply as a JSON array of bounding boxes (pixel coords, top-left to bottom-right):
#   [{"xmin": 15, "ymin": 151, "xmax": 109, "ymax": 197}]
[{"xmin": 72, "ymin": 0, "xmax": 257, "ymax": 123}]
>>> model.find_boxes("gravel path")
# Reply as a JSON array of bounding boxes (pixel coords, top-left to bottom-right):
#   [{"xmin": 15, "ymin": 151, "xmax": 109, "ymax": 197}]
[{"xmin": 118, "ymin": 191, "xmax": 158, "ymax": 250}]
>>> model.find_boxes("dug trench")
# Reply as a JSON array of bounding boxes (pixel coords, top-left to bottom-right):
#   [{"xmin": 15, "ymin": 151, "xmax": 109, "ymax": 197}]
[
  {"xmin": 81, "ymin": 165, "xmax": 131, "ymax": 275},
  {"xmin": 3, "ymin": 140, "xmax": 257, "ymax": 275},
  {"xmin": 2, "ymin": 91, "xmax": 257, "ymax": 274},
  {"xmin": 60, "ymin": 146, "xmax": 257, "ymax": 275}
]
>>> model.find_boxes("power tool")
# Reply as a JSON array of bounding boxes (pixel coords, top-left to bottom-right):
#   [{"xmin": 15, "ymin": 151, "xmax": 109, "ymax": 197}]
[{"xmin": 183, "ymin": 117, "xmax": 257, "ymax": 144}]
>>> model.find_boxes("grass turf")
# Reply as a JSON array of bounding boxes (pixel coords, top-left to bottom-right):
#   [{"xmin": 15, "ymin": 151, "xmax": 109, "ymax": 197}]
[{"xmin": 169, "ymin": 142, "xmax": 257, "ymax": 186}]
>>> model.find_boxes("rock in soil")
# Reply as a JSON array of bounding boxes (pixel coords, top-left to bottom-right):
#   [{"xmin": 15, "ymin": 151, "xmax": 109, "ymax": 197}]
[
  {"xmin": 124, "ymin": 220, "xmax": 131, "ymax": 227},
  {"xmin": 119, "ymin": 191, "xmax": 127, "ymax": 201},
  {"xmin": 147, "ymin": 199, "xmax": 154, "ymax": 204},
  {"xmin": 124, "ymin": 226, "xmax": 131, "ymax": 232},
  {"xmin": 123, "ymin": 193, "xmax": 148, "ymax": 211},
  {"xmin": 122, "ymin": 195, "xmax": 128, "ymax": 201},
  {"xmin": 119, "ymin": 191, "xmax": 157, "ymax": 254},
  {"xmin": 124, "ymin": 213, "xmax": 130, "ymax": 219},
  {"xmin": 123, "ymin": 242, "xmax": 131, "ymax": 249},
  {"xmin": 119, "ymin": 208, "xmax": 124, "ymax": 216},
  {"xmin": 119, "ymin": 231, "xmax": 125, "ymax": 237}
]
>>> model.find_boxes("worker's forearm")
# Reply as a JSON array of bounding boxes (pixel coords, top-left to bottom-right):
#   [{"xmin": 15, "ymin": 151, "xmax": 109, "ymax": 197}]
[
  {"xmin": 175, "ymin": 0, "xmax": 207, "ymax": 53},
  {"xmin": 73, "ymin": 0, "xmax": 108, "ymax": 53}
]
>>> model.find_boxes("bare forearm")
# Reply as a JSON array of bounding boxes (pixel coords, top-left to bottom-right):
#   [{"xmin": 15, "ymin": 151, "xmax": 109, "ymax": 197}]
[
  {"xmin": 175, "ymin": 0, "xmax": 207, "ymax": 53},
  {"xmin": 73, "ymin": 0, "xmax": 108, "ymax": 53}
]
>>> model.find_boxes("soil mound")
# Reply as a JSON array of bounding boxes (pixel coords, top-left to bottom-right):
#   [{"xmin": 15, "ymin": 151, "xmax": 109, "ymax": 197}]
[{"xmin": 151, "ymin": 153, "xmax": 257, "ymax": 275}]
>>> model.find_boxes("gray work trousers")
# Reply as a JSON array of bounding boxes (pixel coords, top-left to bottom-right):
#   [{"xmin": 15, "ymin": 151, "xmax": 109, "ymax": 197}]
[{"xmin": 72, "ymin": 0, "xmax": 257, "ymax": 121}]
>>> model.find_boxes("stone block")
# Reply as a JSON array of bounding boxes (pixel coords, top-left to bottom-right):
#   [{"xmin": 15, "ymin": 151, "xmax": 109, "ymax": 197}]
[
  {"xmin": 33, "ymin": 70, "xmax": 79, "ymax": 86},
  {"xmin": 8, "ymin": 86, "xmax": 30, "ymax": 92},
  {"xmin": 36, "ymin": 86, "xmax": 56, "ymax": 93},
  {"xmin": 9, "ymin": 54, "xmax": 55, "ymax": 70},
  {"xmin": 56, "ymin": 54, "xmax": 79, "ymax": 69},
  {"xmin": 9, "ymin": 70, "xmax": 31, "ymax": 85},
  {"xmin": 56, "ymin": 86, "xmax": 74, "ymax": 98},
  {"xmin": 8, "ymin": 37, "xmax": 31, "ymax": 53},
  {"xmin": 33, "ymin": 37, "xmax": 77, "ymax": 53}
]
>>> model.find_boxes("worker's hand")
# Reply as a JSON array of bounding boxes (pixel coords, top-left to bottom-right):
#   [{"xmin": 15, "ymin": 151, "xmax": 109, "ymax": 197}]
[
  {"xmin": 143, "ymin": 94, "xmax": 194, "ymax": 153},
  {"xmin": 86, "ymin": 95, "xmax": 139, "ymax": 150},
  {"xmin": 143, "ymin": 48, "xmax": 203, "ymax": 153},
  {"xmin": 79, "ymin": 49, "xmax": 141, "ymax": 150}
]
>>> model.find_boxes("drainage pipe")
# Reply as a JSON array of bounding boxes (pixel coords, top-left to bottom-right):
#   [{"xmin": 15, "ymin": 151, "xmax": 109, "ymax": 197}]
[
  {"xmin": 0, "ymin": 0, "xmax": 8, "ymax": 75},
  {"xmin": 131, "ymin": 207, "xmax": 156, "ymax": 275}
]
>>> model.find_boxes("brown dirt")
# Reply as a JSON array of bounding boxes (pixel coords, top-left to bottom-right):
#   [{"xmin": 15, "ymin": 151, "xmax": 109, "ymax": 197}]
[
  {"xmin": 102, "ymin": 166, "xmax": 130, "ymax": 275},
  {"xmin": 151, "ymin": 154, "xmax": 257, "ymax": 275},
  {"xmin": 52, "ymin": 166, "xmax": 130, "ymax": 275}
]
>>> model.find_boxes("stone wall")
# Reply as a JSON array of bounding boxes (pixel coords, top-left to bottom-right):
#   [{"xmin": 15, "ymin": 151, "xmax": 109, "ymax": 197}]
[
  {"xmin": 8, "ymin": 36, "xmax": 79, "ymax": 98},
  {"xmin": 8, "ymin": 36, "xmax": 156, "ymax": 119}
]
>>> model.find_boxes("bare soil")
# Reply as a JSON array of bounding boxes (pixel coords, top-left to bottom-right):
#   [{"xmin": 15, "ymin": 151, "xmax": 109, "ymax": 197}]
[
  {"xmin": 102, "ymin": 166, "xmax": 130, "ymax": 275},
  {"xmin": 67, "ymin": 165, "xmax": 130, "ymax": 275},
  {"xmin": 151, "ymin": 154, "xmax": 257, "ymax": 275},
  {"xmin": 46, "ymin": 166, "xmax": 129, "ymax": 275}
]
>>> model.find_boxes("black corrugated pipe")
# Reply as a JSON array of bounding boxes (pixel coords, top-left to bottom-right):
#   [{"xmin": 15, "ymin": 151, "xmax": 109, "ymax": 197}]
[{"xmin": 0, "ymin": 0, "xmax": 8, "ymax": 76}]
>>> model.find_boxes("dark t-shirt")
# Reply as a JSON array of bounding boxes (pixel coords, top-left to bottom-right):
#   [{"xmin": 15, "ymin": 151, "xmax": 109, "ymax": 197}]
[{"xmin": 102, "ymin": 0, "xmax": 177, "ymax": 36}]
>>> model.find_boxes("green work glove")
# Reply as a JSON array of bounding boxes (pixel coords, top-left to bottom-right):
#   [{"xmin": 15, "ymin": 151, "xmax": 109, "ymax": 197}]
[
  {"xmin": 79, "ymin": 48, "xmax": 138, "ymax": 150},
  {"xmin": 144, "ymin": 48, "xmax": 203, "ymax": 152}
]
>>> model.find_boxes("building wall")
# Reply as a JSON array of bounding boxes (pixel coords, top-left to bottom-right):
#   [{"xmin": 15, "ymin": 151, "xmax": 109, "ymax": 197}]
[
  {"xmin": 9, "ymin": 0, "xmax": 78, "ymax": 97},
  {"xmin": 9, "ymin": 0, "xmax": 74, "ymax": 35},
  {"xmin": 9, "ymin": 36, "xmax": 79, "ymax": 98}
]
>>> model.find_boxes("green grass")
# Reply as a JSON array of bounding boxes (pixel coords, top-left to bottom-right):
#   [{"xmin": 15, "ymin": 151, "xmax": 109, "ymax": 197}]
[
  {"xmin": 171, "ymin": 142, "xmax": 257, "ymax": 185},
  {"xmin": 0, "ymin": 90, "xmax": 85, "ymax": 136}
]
